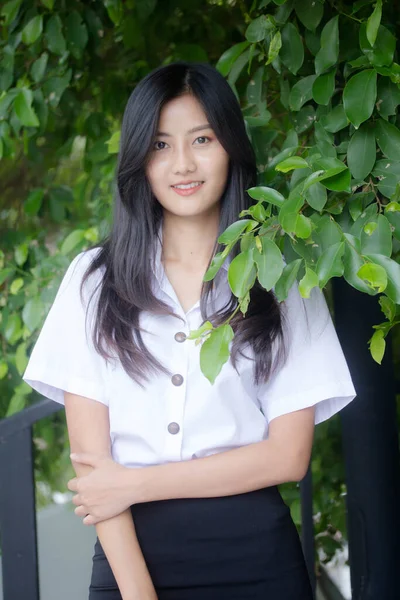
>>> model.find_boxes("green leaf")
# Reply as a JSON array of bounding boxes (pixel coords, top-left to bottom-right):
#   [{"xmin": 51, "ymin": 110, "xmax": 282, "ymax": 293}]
[
  {"xmin": 372, "ymin": 160, "xmax": 400, "ymax": 198},
  {"xmin": 360, "ymin": 214, "xmax": 392, "ymax": 257},
  {"xmin": 320, "ymin": 104, "xmax": 348, "ymax": 133},
  {"xmin": 246, "ymin": 65, "xmax": 264, "ymax": 107},
  {"xmin": 357, "ymin": 261, "xmax": 387, "ymax": 293},
  {"xmin": 200, "ymin": 324, "xmax": 234, "ymax": 385},
  {"xmin": 5, "ymin": 394, "xmax": 26, "ymax": 418},
  {"xmin": 0, "ymin": 361, "xmax": 8, "ymax": 380},
  {"xmin": 359, "ymin": 23, "xmax": 395, "ymax": 67},
  {"xmin": 343, "ymin": 233, "xmax": 376, "ymax": 294},
  {"xmin": 315, "ymin": 16, "xmax": 339, "ymax": 75},
  {"xmin": 24, "ymin": 188, "xmax": 44, "ymax": 216},
  {"xmin": 295, "ymin": 214, "xmax": 312, "ymax": 238},
  {"xmin": 204, "ymin": 250, "xmax": 230, "ymax": 281},
  {"xmin": 15, "ymin": 341, "xmax": 28, "ymax": 375},
  {"xmin": 379, "ymin": 295, "xmax": 396, "ymax": 321},
  {"xmin": 0, "ymin": 268, "xmax": 14, "ymax": 286},
  {"xmin": 228, "ymin": 250, "xmax": 257, "ymax": 298},
  {"xmin": 22, "ymin": 15, "xmax": 43, "ymax": 45},
  {"xmin": 4, "ymin": 313, "xmax": 22, "ymax": 344},
  {"xmin": 376, "ymin": 78, "xmax": 400, "ymax": 119},
  {"xmin": 294, "ymin": 0, "xmax": 323, "ymax": 31},
  {"xmin": 65, "ymin": 10, "xmax": 89, "ymax": 59},
  {"xmin": 247, "ymin": 186, "xmax": 285, "ymax": 207},
  {"xmin": 347, "ymin": 124, "xmax": 376, "ymax": 179},
  {"xmin": 106, "ymin": 130, "xmax": 120, "ymax": 154},
  {"xmin": 266, "ymin": 31, "xmax": 282, "ymax": 65},
  {"xmin": 15, "ymin": 242, "xmax": 29, "ymax": 266},
  {"xmin": 343, "ymin": 69, "xmax": 377, "ymax": 129},
  {"xmin": 275, "ymin": 156, "xmax": 309, "ymax": 172},
  {"xmin": 312, "ymin": 69, "xmax": 336, "ymax": 105},
  {"xmin": 298, "ymin": 266, "xmax": 319, "ymax": 298},
  {"xmin": 320, "ymin": 169, "xmax": 351, "ymax": 192},
  {"xmin": 45, "ymin": 14, "xmax": 66, "ymax": 55},
  {"xmin": 280, "ymin": 22, "xmax": 304, "ymax": 75},
  {"xmin": 14, "ymin": 89, "xmax": 40, "ymax": 127},
  {"xmin": 218, "ymin": 220, "xmax": 253, "ymax": 245},
  {"xmin": 274, "ymin": 259, "xmax": 302, "ymax": 302},
  {"xmin": 216, "ymin": 42, "xmax": 251, "ymax": 76},
  {"xmin": 305, "ymin": 181, "xmax": 327, "ymax": 211},
  {"xmin": 10, "ymin": 278, "xmax": 23, "ymax": 295},
  {"xmin": 22, "ymin": 296, "xmax": 45, "ymax": 332},
  {"xmin": 1, "ymin": 0, "xmax": 23, "ymax": 26},
  {"xmin": 375, "ymin": 119, "xmax": 400, "ymax": 161},
  {"xmin": 364, "ymin": 254, "xmax": 400, "ymax": 302},
  {"xmin": 366, "ymin": 0, "xmax": 382, "ymax": 47},
  {"xmin": 293, "ymin": 105, "xmax": 315, "ymax": 133},
  {"xmin": 316, "ymin": 241, "xmax": 345, "ymax": 287},
  {"xmin": 187, "ymin": 320, "xmax": 213, "ymax": 340},
  {"xmin": 253, "ymin": 237, "xmax": 284, "ymax": 291},
  {"xmin": 31, "ymin": 52, "xmax": 48, "ymax": 83},
  {"xmin": 278, "ymin": 194, "xmax": 305, "ymax": 233},
  {"xmin": 369, "ymin": 329, "xmax": 385, "ymax": 364},
  {"xmin": 289, "ymin": 75, "xmax": 317, "ymax": 111},
  {"xmin": 60, "ymin": 229, "xmax": 85, "ymax": 255},
  {"xmin": 41, "ymin": 0, "xmax": 54, "ymax": 8},
  {"xmin": 245, "ymin": 15, "xmax": 273, "ymax": 43}
]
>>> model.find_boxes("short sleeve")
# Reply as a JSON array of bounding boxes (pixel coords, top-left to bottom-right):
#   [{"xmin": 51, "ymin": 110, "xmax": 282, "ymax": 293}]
[
  {"xmin": 22, "ymin": 248, "xmax": 108, "ymax": 407},
  {"xmin": 257, "ymin": 281, "xmax": 357, "ymax": 425}
]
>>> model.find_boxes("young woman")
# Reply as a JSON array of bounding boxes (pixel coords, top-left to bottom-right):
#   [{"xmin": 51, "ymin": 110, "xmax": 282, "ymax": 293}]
[{"xmin": 23, "ymin": 61, "xmax": 357, "ymax": 600}]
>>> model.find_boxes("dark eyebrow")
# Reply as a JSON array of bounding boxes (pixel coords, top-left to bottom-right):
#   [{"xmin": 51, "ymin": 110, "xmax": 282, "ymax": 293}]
[{"xmin": 155, "ymin": 124, "xmax": 212, "ymax": 137}]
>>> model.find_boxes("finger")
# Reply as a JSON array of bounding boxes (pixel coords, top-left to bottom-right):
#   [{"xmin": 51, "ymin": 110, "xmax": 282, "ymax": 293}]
[
  {"xmin": 70, "ymin": 452, "xmax": 97, "ymax": 467},
  {"xmin": 72, "ymin": 494, "xmax": 81, "ymax": 506},
  {"xmin": 74, "ymin": 505, "xmax": 87, "ymax": 517},
  {"xmin": 83, "ymin": 514, "xmax": 95, "ymax": 526},
  {"xmin": 67, "ymin": 478, "xmax": 78, "ymax": 492}
]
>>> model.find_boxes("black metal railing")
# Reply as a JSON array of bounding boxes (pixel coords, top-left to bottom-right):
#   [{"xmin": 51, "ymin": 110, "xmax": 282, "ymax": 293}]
[{"xmin": 0, "ymin": 398, "xmax": 320, "ymax": 600}]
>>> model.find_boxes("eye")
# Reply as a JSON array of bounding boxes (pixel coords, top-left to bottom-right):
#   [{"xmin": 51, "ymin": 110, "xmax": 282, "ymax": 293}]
[
  {"xmin": 194, "ymin": 136, "xmax": 211, "ymax": 145},
  {"xmin": 153, "ymin": 140, "xmax": 168, "ymax": 151}
]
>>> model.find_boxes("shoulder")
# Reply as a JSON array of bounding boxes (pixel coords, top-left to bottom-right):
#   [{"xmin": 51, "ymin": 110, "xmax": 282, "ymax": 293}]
[{"xmin": 58, "ymin": 247, "xmax": 104, "ymax": 304}]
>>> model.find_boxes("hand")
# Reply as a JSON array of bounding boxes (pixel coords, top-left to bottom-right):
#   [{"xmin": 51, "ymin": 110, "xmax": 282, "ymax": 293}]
[{"xmin": 67, "ymin": 453, "xmax": 133, "ymax": 526}]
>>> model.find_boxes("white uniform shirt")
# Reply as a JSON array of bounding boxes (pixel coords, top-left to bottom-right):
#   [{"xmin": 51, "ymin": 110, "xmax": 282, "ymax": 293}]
[{"xmin": 22, "ymin": 232, "xmax": 357, "ymax": 468}]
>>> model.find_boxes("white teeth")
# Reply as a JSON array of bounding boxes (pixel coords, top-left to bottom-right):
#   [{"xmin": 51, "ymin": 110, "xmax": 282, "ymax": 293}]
[{"xmin": 173, "ymin": 182, "xmax": 203, "ymax": 189}]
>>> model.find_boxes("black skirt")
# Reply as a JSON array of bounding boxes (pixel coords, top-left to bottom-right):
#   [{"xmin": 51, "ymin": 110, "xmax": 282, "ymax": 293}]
[{"xmin": 89, "ymin": 486, "xmax": 313, "ymax": 599}]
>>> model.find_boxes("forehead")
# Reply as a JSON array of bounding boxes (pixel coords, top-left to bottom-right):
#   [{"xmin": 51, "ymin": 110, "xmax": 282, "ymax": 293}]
[{"xmin": 158, "ymin": 94, "xmax": 208, "ymax": 130}]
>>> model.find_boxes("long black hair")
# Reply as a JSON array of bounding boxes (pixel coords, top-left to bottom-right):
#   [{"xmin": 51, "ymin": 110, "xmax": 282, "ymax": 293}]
[{"xmin": 80, "ymin": 61, "xmax": 287, "ymax": 388}]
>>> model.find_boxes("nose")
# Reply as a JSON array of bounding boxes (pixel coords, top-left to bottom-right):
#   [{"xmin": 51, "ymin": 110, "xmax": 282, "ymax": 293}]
[{"xmin": 172, "ymin": 143, "xmax": 196, "ymax": 175}]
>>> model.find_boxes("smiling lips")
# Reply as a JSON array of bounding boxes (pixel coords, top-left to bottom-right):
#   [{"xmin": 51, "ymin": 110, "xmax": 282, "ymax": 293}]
[{"xmin": 171, "ymin": 181, "xmax": 204, "ymax": 196}]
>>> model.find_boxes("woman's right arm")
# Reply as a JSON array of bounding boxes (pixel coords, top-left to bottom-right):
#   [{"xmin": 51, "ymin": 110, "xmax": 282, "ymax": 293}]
[{"xmin": 64, "ymin": 391, "xmax": 157, "ymax": 600}]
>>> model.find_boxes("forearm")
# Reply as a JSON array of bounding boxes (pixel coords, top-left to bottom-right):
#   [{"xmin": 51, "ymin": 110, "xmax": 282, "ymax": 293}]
[
  {"xmin": 72, "ymin": 461, "xmax": 156, "ymax": 600},
  {"xmin": 136, "ymin": 438, "xmax": 300, "ymax": 503},
  {"xmin": 95, "ymin": 509, "xmax": 157, "ymax": 600}
]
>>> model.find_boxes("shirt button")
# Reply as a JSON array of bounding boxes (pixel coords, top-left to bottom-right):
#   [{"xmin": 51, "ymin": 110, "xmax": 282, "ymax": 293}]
[
  {"xmin": 167, "ymin": 422, "xmax": 180, "ymax": 435},
  {"xmin": 174, "ymin": 331, "xmax": 187, "ymax": 343},
  {"xmin": 171, "ymin": 374, "xmax": 184, "ymax": 386}
]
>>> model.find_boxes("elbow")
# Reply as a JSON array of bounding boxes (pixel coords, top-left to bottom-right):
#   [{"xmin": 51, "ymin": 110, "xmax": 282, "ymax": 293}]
[{"xmin": 286, "ymin": 448, "xmax": 312, "ymax": 483}]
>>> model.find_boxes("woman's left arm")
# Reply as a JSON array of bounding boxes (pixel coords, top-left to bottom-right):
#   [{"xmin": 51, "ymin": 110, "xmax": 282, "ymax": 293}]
[
  {"xmin": 138, "ymin": 405, "xmax": 315, "ymax": 502},
  {"xmin": 70, "ymin": 406, "xmax": 315, "ymax": 524}
]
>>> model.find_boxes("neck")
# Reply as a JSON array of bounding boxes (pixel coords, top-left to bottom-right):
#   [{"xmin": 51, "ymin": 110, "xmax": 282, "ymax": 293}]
[{"xmin": 161, "ymin": 211, "xmax": 220, "ymax": 269}]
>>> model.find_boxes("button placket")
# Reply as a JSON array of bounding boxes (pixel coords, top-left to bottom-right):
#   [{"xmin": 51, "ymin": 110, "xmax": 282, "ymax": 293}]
[{"xmin": 163, "ymin": 323, "xmax": 190, "ymax": 461}]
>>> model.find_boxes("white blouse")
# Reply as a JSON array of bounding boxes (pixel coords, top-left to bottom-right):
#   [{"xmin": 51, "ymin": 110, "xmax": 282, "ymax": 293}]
[{"xmin": 22, "ymin": 231, "xmax": 357, "ymax": 468}]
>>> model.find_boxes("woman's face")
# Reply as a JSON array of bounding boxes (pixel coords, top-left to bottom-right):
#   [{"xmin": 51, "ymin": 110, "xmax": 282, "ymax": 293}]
[{"xmin": 145, "ymin": 93, "xmax": 230, "ymax": 219}]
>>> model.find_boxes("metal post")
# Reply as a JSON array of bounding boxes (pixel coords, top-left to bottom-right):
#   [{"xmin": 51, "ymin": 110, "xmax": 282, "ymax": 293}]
[
  {"xmin": 0, "ymin": 426, "xmax": 40, "ymax": 600},
  {"xmin": 332, "ymin": 277, "xmax": 400, "ymax": 600},
  {"xmin": 300, "ymin": 463, "xmax": 316, "ymax": 598}
]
